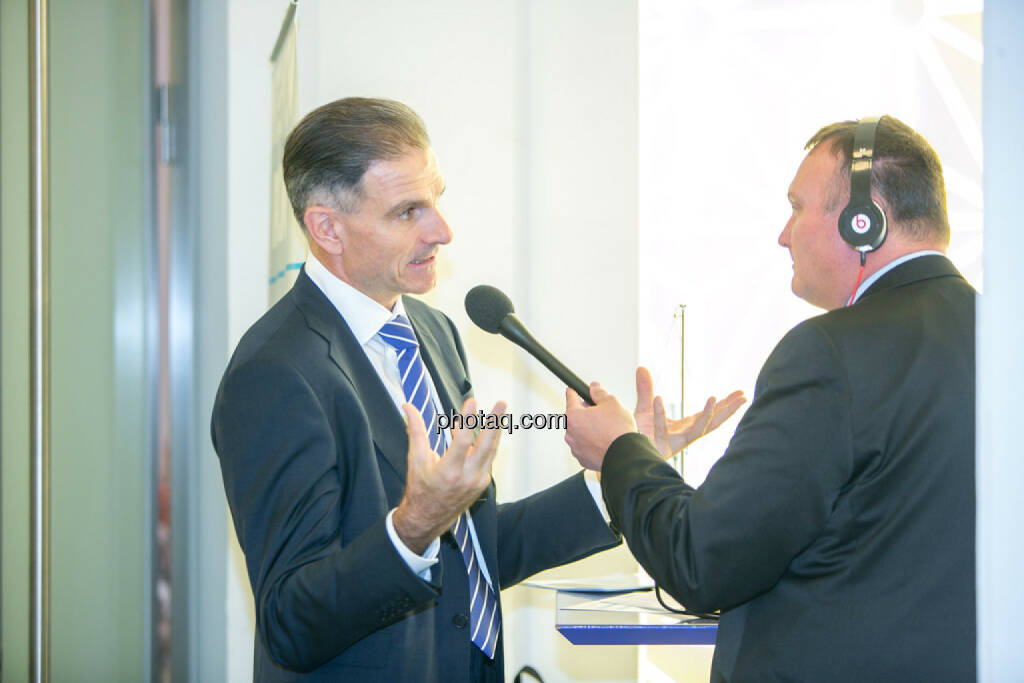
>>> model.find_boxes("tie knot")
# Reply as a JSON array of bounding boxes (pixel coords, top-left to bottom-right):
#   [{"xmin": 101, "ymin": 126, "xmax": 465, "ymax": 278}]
[{"xmin": 378, "ymin": 315, "xmax": 418, "ymax": 352}]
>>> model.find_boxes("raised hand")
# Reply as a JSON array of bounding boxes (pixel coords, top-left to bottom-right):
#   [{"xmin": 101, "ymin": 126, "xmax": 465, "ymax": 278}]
[
  {"xmin": 392, "ymin": 398, "xmax": 507, "ymax": 553},
  {"xmin": 633, "ymin": 366, "xmax": 746, "ymax": 458}
]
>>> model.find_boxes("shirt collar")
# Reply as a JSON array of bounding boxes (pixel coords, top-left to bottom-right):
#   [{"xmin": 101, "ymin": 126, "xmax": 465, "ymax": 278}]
[
  {"xmin": 850, "ymin": 250, "xmax": 945, "ymax": 304},
  {"xmin": 304, "ymin": 252, "xmax": 409, "ymax": 345}
]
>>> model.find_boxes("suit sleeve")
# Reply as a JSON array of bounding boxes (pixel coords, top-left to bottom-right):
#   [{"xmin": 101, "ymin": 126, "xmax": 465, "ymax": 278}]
[
  {"xmin": 212, "ymin": 356, "xmax": 439, "ymax": 673},
  {"xmin": 494, "ymin": 471, "xmax": 621, "ymax": 589},
  {"xmin": 601, "ymin": 321, "xmax": 854, "ymax": 613}
]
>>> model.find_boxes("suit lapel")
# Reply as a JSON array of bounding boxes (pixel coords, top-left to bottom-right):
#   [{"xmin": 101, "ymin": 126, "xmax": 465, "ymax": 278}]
[
  {"xmin": 407, "ymin": 309, "xmax": 464, "ymax": 418},
  {"xmin": 290, "ymin": 270, "xmax": 410, "ymax": 479}
]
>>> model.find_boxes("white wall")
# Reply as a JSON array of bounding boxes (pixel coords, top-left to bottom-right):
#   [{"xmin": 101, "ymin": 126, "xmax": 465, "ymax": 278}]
[
  {"xmin": 220, "ymin": 1, "xmax": 640, "ymax": 681},
  {"xmin": 223, "ymin": 3, "xmax": 281, "ymax": 681}
]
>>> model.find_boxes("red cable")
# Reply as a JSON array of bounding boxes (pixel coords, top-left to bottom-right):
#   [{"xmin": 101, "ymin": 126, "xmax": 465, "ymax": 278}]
[{"xmin": 846, "ymin": 261, "xmax": 866, "ymax": 307}]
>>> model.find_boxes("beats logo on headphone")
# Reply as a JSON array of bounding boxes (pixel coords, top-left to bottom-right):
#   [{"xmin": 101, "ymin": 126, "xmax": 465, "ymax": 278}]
[{"xmin": 838, "ymin": 116, "xmax": 887, "ymax": 255}]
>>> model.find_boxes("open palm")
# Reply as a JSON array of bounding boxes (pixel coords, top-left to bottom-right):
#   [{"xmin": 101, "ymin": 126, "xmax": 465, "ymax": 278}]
[{"xmin": 633, "ymin": 366, "xmax": 746, "ymax": 458}]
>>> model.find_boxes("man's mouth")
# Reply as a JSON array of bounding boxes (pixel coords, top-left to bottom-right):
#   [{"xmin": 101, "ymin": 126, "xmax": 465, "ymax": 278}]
[{"xmin": 410, "ymin": 255, "xmax": 435, "ymax": 266}]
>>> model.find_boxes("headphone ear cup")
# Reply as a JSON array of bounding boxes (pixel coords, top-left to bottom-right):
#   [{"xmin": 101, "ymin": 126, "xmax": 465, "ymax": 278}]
[{"xmin": 838, "ymin": 201, "xmax": 887, "ymax": 251}]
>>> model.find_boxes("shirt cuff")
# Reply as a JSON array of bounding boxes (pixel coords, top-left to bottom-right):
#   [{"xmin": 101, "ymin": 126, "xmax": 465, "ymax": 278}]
[
  {"xmin": 583, "ymin": 469, "xmax": 612, "ymax": 524},
  {"xmin": 386, "ymin": 508, "xmax": 440, "ymax": 581}
]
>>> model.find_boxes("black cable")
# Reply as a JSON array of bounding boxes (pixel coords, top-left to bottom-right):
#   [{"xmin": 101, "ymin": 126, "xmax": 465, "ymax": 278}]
[
  {"xmin": 513, "ymin": 665, "xmax": 545, "ymax": 683},
  {"xmin": 654, "ymin": 584, "xmax": 720, "ymax": 620}
]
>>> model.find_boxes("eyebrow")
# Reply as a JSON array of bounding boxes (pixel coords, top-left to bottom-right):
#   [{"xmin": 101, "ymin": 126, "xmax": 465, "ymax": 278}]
[
  {"xmin": 386, "ymin": 183, "xmax": 446, "ymax": 218},
  {"xmin": 386, "ymin": 199, "xmax": 428, "ymax": 218}
]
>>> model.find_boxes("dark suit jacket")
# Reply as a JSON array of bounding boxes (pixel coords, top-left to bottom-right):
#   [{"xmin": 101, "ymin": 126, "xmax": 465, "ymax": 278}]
[
  {"xmin": 212, "ymin": 270, "xmax": 619, "ymax": 682},
  {"xmin": 602, "ymin": 255, "xmax": 975, "ymax": 682}
]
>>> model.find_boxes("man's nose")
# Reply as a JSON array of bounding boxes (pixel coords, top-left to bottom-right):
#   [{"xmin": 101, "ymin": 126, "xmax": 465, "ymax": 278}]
[
  {"xmin": 778, "ymin": 220, "xmax": 792, "ymax": 248},
  {"xmin": 428, "ymin": 208, "xmax": 453, "ymax": 245}
]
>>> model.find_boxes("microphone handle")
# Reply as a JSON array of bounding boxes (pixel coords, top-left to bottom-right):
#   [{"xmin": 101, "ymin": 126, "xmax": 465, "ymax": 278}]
[{"xmin": 499, "ymin": 314, "xmax": 595, "ymax": 405}]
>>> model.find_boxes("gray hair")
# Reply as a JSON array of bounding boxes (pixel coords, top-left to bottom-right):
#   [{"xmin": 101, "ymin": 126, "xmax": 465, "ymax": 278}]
[{"xmin": 282, "ymin": 97, "xmax": 431, "ymax": 231}]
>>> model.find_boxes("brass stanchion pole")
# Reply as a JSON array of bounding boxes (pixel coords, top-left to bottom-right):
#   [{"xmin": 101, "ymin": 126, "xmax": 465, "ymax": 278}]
[{"xmin": 29, "ymin": 0, "xmax": 51, "ymax": 680}]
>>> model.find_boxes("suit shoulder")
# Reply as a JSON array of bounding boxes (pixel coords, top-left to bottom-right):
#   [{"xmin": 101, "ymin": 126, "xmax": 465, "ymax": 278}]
[
  {"xmin": 772, "ymin": 315, "xmax": 838, "ymax": 358},
  {"xmin": 815, "ymin": 272, "xmax": 974, "ymax": 337},
  {"xmin": 772, "ymin": 303, "xmax": 898, "ymax": 370},
  {"xmin": 225, "ymin": 291, "xmax": 321, "ymax": 370}
]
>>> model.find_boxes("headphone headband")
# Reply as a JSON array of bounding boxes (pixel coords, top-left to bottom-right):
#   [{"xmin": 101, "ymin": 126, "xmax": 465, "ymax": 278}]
[
  {"xmin": 838, "ymin": 116, "xmax": 887, "ymax": 254},
  {"xmin": 850, "ymin": 116, "xmax": 880, "ymax": 208}
]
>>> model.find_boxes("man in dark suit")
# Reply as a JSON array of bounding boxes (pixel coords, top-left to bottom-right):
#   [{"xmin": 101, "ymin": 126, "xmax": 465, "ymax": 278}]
[
  {"xmin": 210, "ymin": 98, "xmax": 630, "ymax": 682},
  {"xmin": 565, "ymin": 116, "xmax": 976, "ymax": 682}
]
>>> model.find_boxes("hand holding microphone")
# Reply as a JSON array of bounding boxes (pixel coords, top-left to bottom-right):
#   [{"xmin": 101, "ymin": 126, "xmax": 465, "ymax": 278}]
[
  {"xmin": 464, "ymin": 285, "xmax": 746, "ymax": 470},
  {"xmin": 564, "ymin": 382, "xmax": 638, "ymax": 471}
]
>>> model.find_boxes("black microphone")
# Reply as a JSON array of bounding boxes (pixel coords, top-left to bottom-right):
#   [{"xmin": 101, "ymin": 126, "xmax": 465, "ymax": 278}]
[{"xmin": 464, "ymin": 285, "xmax": 594, "ymax": 405}]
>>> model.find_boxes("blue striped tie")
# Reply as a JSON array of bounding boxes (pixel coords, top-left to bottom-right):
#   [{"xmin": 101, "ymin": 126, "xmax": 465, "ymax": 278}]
[{"xmin": 379, "ymin": 314, "xmax": 501, "ymax": 658}]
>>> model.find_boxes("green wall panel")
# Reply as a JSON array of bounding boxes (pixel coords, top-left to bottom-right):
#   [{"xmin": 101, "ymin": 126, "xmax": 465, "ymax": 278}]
[{"xmin": 2, "ymin": 1, "xmax": 151, "ymax": 680}]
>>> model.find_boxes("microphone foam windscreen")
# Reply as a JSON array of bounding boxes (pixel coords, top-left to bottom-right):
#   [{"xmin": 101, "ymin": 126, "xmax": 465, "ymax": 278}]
[{"xmin": 465, "ymin": 285, "xmax": 515, "ymax": 334}]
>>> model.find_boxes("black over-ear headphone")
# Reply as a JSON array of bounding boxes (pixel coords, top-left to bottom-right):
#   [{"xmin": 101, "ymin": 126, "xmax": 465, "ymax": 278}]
[{"xmin": 838, "ymin": 116, "xmax": 887, "ymax": 256}]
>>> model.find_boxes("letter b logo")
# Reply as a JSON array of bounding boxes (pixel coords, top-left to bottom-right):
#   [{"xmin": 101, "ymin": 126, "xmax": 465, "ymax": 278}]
[{"xmin": 852, "ymin": 213, "xmax": 871, "ymax": 234}]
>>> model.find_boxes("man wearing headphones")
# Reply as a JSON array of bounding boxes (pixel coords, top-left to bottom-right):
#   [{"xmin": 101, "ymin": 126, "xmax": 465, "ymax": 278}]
[{"xmin": 564, "ymin": 116, "xmax": 975, "ymax": 682}]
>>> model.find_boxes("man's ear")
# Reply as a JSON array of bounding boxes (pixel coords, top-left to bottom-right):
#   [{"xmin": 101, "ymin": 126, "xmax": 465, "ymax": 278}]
[{"xmin": 304, "ymin": 206, "xmax": 344, "ymax": 255}]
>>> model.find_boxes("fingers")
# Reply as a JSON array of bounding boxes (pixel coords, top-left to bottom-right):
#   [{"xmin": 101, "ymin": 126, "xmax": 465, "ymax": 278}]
[
  {"xmin": 448, "ymin": 398, "xmax": 507, "ymax": 474},
  {"xmin": 566, "ymin": 387, "xmax": 586, "ymax": 411},
  {"xmin": 715, "ymin": 390, "xmax": 747, "ymax": 413},
  {"xmin": 707, "ymin": 390, "xmax": 748, "ymax": 432},
  {"xmin": 635, "ymin": 366, "xmax": 655, "ymax": 414},
  {"xmin": 403, "ymin": 403, "xmax": 430, "ymax": 453},
  {"xmin": 690, "ymin": 396, "xmax": 716, "ymax": 438},
  {"xmin": 466, "ymin": 401, "xmax": 507, "ymax": 477},
  {"xmin": 402, "ymin": 403, "xmax": 435, "ymax": 472},
  {"xmin": 661, "ymin": 389, "xmax": 748, "ymax": 453},
  {"xmin": 723, "ymin": 390, "xmax": 746, "ymax": 403},
  {"xmin": 446, "ymin": 398, "xmax": 479, "ymax": 466},
  {"xmin": 652, "ymin": 395, "xmax": 669, "ymax": 455},
  {"xmin": 589, "ymin": 381, "xmax": 610, "ymax": 403}
]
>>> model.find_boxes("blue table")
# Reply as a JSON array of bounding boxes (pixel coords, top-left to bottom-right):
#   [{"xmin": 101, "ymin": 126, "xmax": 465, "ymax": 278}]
[{"xmin": 555, "ymin": 590, "xmax": 718, "ymax": 645}]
